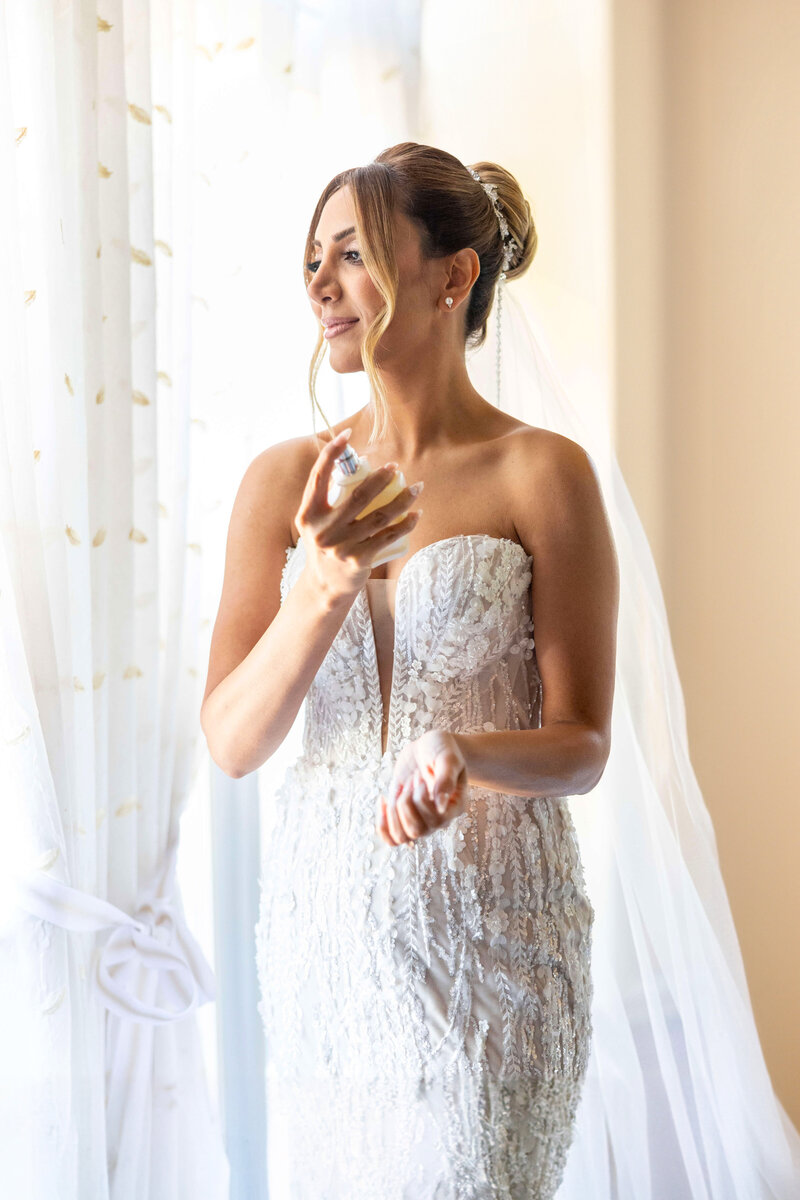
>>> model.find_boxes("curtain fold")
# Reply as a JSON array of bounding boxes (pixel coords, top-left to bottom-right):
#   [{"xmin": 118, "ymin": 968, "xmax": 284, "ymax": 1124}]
[{"xmin": 0, "ymin": 2, "xmax": 228, "ymax": 1196}]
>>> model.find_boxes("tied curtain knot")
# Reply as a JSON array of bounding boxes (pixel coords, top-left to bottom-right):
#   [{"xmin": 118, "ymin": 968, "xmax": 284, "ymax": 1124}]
[{"xmin": 15, "ymin": 848, "xmax": 216, "ymax": 1025}]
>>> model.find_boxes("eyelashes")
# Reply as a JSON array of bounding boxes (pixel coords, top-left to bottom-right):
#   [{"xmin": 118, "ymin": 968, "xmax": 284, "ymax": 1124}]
[{"xmin": 305, "ymin": 249, "xmax": 362, "ymax": 274}]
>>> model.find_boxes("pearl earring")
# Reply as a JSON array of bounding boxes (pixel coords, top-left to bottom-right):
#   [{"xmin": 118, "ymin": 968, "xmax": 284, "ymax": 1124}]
[{"xmin": 445, "ymin": 297, "xmax": 453, "ymax": 308}]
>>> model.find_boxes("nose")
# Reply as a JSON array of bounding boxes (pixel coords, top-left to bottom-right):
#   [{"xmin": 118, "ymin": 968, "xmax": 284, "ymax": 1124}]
[{"xmin": 307, "ymin": 256, "xmax": 340, "ymax": 307}]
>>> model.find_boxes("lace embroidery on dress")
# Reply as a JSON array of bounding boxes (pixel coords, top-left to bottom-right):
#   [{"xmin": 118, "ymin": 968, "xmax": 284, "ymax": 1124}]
[{"xmin": 256, "ymin": 533, "xmax": 594, "ymax": 1199}]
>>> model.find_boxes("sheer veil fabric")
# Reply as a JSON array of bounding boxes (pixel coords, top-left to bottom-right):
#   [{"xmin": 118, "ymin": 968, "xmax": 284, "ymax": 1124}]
[{"xmin": 464, "ymin": 287, "xmax": 800, "ymax": 1199}]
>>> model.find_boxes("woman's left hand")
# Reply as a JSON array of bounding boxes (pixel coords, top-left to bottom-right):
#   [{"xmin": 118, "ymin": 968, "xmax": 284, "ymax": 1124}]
[{"xmin": 376, "ymin": 729, "xmax": 468, "ymax": 846}]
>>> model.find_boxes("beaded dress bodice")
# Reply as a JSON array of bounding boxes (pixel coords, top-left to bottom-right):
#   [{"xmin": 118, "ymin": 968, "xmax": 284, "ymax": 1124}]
[
  {"xmin": 255, "ymin": 532, "xmax": 594, "ymax": 1200},
  {"xmin": 292, "ymin": 532, "xmax": 541, "ymax": 772}
]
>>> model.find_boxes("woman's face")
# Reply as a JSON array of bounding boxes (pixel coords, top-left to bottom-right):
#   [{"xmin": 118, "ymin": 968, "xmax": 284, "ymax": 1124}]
[{"xmin": 306, "ymin": 184, "xmax": 446, "ymax": 375}]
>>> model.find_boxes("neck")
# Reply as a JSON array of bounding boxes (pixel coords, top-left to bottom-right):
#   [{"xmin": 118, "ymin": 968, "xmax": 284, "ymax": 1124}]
[{"xmin": 360, "ymin": 354, "xmax": 490, "ymax": 461}]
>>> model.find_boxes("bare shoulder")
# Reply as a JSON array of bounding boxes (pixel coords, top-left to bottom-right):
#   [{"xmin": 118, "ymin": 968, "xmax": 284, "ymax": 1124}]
[
  {"xmin": 202, "ymin": 429, "xmax": 327, "ymax": 705},
  {"xmin": 501, "ymin": 425, "xmax": 605, "ymax": 553},
  {"xmin": 241, "ymin": 420, "xmax": 359, "ymax": 544},
  {"xmin": 502, "ymin": 426, "xmax": 619, "ymax": 757},
  {"xmin": 236, "ymin": 430, "xmax": 322, "ymax": 541},
  {"xmin": 502, "ymin": 422, "xmax": 598, "ymax": 476}
]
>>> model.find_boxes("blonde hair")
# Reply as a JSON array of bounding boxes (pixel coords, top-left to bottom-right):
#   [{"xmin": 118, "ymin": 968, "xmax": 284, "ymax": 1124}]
[{"xmin": 303, "ymin": 142, "xmax": 537, "ymax": 447}]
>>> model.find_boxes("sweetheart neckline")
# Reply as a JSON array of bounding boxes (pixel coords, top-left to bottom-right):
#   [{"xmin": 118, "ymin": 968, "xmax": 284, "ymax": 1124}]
[{"xmin": 289, "ymin": 531, "xmax": 532, "ymax": 591}]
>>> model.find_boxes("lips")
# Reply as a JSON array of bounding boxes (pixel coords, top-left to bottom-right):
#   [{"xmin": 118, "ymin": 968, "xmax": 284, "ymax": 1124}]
[{"xmin": 323, "ymin": 318, "xmax": 359, "ymax": 340}]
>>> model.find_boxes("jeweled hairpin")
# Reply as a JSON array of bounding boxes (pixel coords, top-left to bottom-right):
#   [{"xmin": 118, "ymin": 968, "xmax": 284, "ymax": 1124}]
[
  {"xmin": 468, "ymin": 166, "xmax": 518, "ymax": 275},
  {"xmin": 468, "ymin": 165, "xmax": 519, "ymax": 404}
]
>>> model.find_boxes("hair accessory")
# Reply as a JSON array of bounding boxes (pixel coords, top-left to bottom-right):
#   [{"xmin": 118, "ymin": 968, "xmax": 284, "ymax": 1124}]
[
  {"xmin": 468, "ymin": 165, "xmax": 520, "ymax": 403},
  {"xmin": 467, "ymin": 166, "xmax": 518, "ymax": 275}
]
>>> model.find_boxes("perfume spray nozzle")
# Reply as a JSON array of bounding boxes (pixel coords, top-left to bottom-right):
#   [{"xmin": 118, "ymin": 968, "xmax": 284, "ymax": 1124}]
[{"xmin": 335, "ymin": 443, "xmax": 360, "ymax": 476}]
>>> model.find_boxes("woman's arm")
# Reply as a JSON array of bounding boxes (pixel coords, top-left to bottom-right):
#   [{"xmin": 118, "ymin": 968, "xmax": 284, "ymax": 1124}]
[
  {"xmin": 454, "ymin": 431, "xmax": 620, "ymax": 799},
  {"xmin": 201, "ymin": 431, "xmax": 421, "ymax": 778},
  {"xmin": 200, "ymin": 438, "xmax": 355, "ymax": 778},
  {"xmin": 451, "ymin": 725, "xmax": 607, "ymax": 798}
]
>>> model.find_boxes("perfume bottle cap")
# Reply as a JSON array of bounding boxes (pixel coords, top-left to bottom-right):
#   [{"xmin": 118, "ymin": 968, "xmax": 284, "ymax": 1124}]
[{"xmin": 335, "ymin": 443, "xmax": 360, "ymax": 476}]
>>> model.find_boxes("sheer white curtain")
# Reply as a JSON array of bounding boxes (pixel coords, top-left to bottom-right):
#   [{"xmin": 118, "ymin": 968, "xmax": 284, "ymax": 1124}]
[{"xmin": 0, "ymin": 2, "xmax": 228, "ymax": 1196}]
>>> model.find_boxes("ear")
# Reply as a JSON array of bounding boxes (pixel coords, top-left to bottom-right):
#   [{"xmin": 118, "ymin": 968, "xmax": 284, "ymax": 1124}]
[{"xmin": 448, "ymin": 246, "xmax": 480, "ymax": 305}]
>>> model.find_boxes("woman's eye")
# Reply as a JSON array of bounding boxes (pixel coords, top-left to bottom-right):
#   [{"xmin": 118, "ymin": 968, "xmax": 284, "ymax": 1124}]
[{"xmin": 305, "ymin": 249, "xmax": 361, "ymax": 274}]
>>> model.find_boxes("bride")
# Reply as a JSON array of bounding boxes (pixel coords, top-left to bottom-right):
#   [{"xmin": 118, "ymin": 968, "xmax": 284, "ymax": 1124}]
[
  {"xmin": 201, "ymin": 143, "xmax": 800, "ymax": 1198},
  {"xmin": 202, "ymin": 143, "xmax": 614, "ymax": 1197}
]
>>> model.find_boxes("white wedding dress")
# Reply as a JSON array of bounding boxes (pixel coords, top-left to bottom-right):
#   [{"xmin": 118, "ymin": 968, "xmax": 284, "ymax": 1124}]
[{"xmin": 255, "ymin": 531, "xmax": 595, "ymax": 1199}]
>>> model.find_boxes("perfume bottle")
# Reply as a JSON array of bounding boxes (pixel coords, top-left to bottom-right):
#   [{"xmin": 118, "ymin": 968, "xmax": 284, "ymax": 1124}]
[{"xmin": 328, "ymin": 442, "xmax": 409, "ymax": 568}]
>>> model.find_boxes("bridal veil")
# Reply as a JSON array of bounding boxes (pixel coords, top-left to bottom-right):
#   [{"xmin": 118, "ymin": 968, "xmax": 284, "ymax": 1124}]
[{"xmin": 464, "ymin": 284, "xmax": 800, "ymax": 1199}]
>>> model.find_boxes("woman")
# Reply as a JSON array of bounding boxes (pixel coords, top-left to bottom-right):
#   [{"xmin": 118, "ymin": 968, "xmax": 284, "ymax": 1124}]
[{"xmin": 201, "ymin": 143, "xmax": 619, "ymax": 1198}]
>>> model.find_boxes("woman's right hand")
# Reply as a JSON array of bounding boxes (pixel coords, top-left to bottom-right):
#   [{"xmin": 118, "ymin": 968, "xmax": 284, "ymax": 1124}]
[{"xmin": 294, "ymin": 427, "xmax": 423, "ymax": 601}]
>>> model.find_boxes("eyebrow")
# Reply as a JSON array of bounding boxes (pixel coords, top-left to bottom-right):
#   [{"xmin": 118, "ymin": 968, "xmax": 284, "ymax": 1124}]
[{"xmin": 311, "ymin": 226, "xmax": 356, "ymax": 249}]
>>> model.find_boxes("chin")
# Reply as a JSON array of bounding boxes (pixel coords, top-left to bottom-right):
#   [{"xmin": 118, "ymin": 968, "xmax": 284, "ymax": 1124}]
[{"xmin": 328, "ymin": 351, "xmax": 364, "ymax": 375}]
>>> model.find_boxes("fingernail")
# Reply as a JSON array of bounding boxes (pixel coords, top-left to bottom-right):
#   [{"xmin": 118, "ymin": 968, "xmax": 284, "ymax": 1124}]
[
  {"xmin": 383, "ymin": 460, "xmax": 399, "ymax": 470},
  {"xmin": 409, "ymin": 481, "xmax": 424, "ymax": 497},
  {"xmin": 338, "ymin": 427, "xmax": 352, "ymax": 440}
]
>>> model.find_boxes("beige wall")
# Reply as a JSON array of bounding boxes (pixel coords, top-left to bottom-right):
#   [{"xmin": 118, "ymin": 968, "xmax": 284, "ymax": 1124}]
[{"xmin": 614, "ymin": 0, "xmax": 800, "ymax": 1126}]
